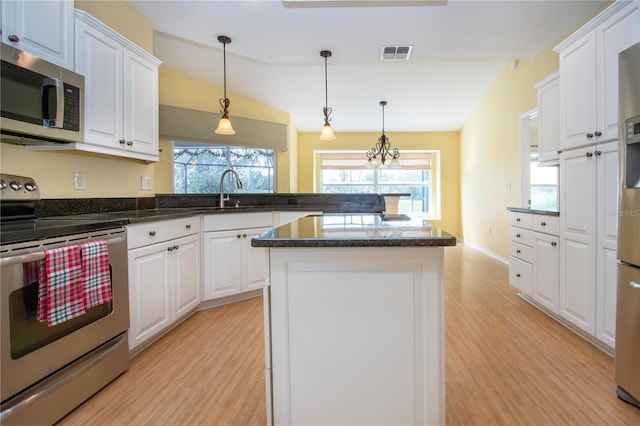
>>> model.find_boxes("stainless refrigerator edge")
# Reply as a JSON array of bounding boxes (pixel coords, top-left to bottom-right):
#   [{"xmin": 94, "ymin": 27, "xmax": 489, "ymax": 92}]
[{"xmin": 615, "ymin": 41, "xmax": 640, "ymax": 409}]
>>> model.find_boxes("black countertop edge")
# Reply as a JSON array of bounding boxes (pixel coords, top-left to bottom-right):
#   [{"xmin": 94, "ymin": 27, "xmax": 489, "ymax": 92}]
[
  {"xmin": 251, "ymin": 237, "xmax": 457, "ymax": 248},
  {"xmin": 35, "ymin": 193, "xmax": 385, "ymax": 217},
  {"xmin": 43, "ymin": 206, "xmax": 325, "ymax": 225},
  {"xmin": 506, "ymin": 207, "xmax": 560, "ymax": 216}
]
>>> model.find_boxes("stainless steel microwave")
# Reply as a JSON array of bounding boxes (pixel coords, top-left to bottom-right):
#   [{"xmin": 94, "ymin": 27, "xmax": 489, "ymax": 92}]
[{"xmin": 0, "ymin": 44, "xmax": 84, "ymax": 145}]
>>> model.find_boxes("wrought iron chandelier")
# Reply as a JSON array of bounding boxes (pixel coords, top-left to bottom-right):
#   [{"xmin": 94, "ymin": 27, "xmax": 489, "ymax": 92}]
[
  {"xmin": 366, "ymin": 101, "xmax": 400, "ymax": 168},
  {"xmin": 319, "ymin": 50, "xmax": 336, "ymax": 140},
  {"xmin": 215, "ymin": 35, "xmax": 235, "ymax": 135}
]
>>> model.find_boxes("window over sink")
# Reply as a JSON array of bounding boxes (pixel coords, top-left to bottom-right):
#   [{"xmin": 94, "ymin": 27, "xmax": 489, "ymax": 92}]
[{"xmin": 173, "ymin": 142, "xmax": 275, "ymax": 194}]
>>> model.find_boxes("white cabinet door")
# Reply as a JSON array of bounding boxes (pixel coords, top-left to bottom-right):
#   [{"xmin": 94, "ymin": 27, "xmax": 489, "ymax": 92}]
[
  {"xmin": 75, "ymin": 18, "xmax": 123, "ymax": 150},
  {"xmin": 596, "ymin": 2, "xmax": 640, "ymax": 143},
  {"xmin": 123, "ymin": 47, "xmax": 158, "ymax": 157},
  {"xmin": 560, "ymin": 146, "xmax": 597, "ymax": 333},
  {"xmin": 597, "ymin": 247, "xmax": 618, "ymax": 348},
  {"xmin": 536, "ymin": 72, "xmax": 560, "ymax": 163},
  {"xmin": 1, "ymin": 0, "xmax": 74, "ymax": 69},
  {"xmin": 73, "ymin": 10, "xmax": 160, "ymax": 162},
  {"xmin": 202, "ymin": 230, "xmax": 242, "ymax": 300},
  {"xmin": 172, "ymin": 234, "xmax": 201, "ymax": 320},
  {"xmin": 242, "ymin": 227, "xmax": 271, "ymax": 292},
  {"xmin": 533, "ymin": 232, "xmax": 560, "ymax": 313},
  {"xmin": 596, "ymin": 141, "xmax": 619, "ymax": 348},
  {"xmin": 128, "ymin": 241, "xmax": 171, "ymax": 350},
  {"xmin": 559, "ymin": 32, "xmax": 597, "ymax": 151}
]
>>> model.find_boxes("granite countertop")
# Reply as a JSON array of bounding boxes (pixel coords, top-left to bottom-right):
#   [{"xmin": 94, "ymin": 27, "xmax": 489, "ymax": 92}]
[
  {"xmin": 506, "ymin": 207, "xmax": 560, "ymax": 216},
  {"xmin": 45, "ymin": 206, "xmax": 318, "ymax": 225},
  {"xmin": 251, "ymin": 213, "xmax": 457, "ymax": 248}
]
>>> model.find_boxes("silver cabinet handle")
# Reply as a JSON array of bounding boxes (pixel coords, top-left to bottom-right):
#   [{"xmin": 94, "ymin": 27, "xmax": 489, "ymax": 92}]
[
  {"xmin": 126, "ymin": 141, "xmax": 133, "ymax": 146},
  {"xmin": 149, "ymin": 230, "xmax": 156, "ymax": 236},
  {"xmin": 516, "ymin": 273, "xmax": 521, "ymax": 278},
  {"xmin": 119, "ymin": 139, "xmax": 126, "ymax": 145},
  {"xmin": 541, "ymin": 221, "xmax": 546, "ymax": 227},
  {"xmin": 586, "ymin": 152, "xmax": 593, "ymax": 158},
  {"xmin": 516, "ymin": 218, "xmax": 521, "ymax": 222},
  {"xmin": 551, "ymin": 241, "xmax": 557, "ymax": 247},
  {"xmin": 586, "ymin": 132, "xmax": 594, "ymax": 139},
  {"xmin": 236, "ymin": 234, "xmax": 242, "ymax": 239},
  {"xmin": 7, "ymin": 34, "xmax": 20, "ymax": 42},
  {"xmin": 516, "ymin": 249, "xmax": 521, "ymax": 253},
  {"xmin": 186, "ymin": 224, "xmax": 192, "ymax": 229},
  {"xmin": 630, "ymin": 281, "xmax": 640, "ymax": 290},
  {"xmin": 242, "ymin": 234, "xmax": 247, "ymax": 238},
  {"xmin": 595, "ymin": 131, "xmax": 602, "ymax": 137}
]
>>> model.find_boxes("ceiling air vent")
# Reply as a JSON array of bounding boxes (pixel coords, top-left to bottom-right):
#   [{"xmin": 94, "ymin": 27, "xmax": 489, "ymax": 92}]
[{"xmin": 380, "ymin": 45, "xmax": 413, "ymax": 61}]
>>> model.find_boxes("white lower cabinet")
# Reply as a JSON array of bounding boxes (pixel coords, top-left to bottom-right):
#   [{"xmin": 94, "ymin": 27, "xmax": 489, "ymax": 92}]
[
  {"xmin": 127, "ymin": 217, "xmax": 201, "ymax": 351},
  {"xmin": 202, "ymin": 227, "xmax": 270, "ymax": 299},
  {"xmin": 532, "ymin": 232, "xmax": 560, "ymax": 312},
  {"xmin": 202, "ymin": 213, "xmax": 273, "ymax": 300},
  {"xmin": 509, "ymin": 211, "xmax": 559, "ymax": 311}
]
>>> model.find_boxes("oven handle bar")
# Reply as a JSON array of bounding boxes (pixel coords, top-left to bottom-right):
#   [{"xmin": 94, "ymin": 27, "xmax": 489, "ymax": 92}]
[{"xmin": 0, "ymin": 236, "xmax": 125, "ymax": 266}]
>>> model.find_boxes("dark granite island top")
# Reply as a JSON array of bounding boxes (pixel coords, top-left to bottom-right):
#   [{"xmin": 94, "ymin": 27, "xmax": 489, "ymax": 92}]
[{"xmin": 251, "ymin": 213, "xmax": 456, "ymax": 248}]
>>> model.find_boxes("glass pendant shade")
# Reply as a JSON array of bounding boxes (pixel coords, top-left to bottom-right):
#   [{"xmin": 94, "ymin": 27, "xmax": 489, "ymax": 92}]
[
  {"xmin": 319, "ymin": 121, "xmax": 336, "ymax": 140},
  {"xmin": 215, "ymin": 113, "xmax": 235, "ymax": 135}
]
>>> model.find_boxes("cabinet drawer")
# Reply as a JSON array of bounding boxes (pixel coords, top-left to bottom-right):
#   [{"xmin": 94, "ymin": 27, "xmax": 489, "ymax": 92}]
[
  {"xmin": 509, "ymin": 212, "xmax": 533, "ymax": 228},
  {"xmin": 510, "ymin": 242, "xmax": 533, "ymax": 263},
  {"xmin": 509, "ymin": 226, "xmax": 533, "ymax": 246},
  {"xmin": 532, "ymin": 214, "xmax": 559, "ymax": 235},
  {"xmin": 509, "ymin": 256, "xmax": 533, "ymax": 295},
  {"xmin": 127, "ymin": 216, "xmax": 201, "ymax": 249},
  {"xmin": 203, "ymin": 212, "xmax": 273, "ymax": 232}
]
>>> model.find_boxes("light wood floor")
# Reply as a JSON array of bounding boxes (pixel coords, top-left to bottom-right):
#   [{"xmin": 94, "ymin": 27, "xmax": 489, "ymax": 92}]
[{"xmin": 59, "ymin": 243, "xmax": 640, "ymax": 425}]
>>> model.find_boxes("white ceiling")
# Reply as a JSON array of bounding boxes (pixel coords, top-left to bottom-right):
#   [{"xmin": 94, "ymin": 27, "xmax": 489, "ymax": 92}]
[{"xmin": 127, "ymin": 0, "xmax": 608, "ymax": 133}]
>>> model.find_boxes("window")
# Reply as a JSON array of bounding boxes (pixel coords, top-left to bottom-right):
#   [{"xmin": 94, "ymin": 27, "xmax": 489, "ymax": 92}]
[
  {"xmin": 317, "ymin": 151, "xmax": 440, "ymax": 218},
  {"xmin": 530, "ymin": 154, "xmax": 559, "ymax": 210},
  {"xmin": 173, "ymin": 142, "xmax": 275, "ymax": 194}
]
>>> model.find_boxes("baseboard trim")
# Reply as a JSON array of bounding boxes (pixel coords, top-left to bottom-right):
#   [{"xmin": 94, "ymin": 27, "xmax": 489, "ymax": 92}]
[{"xmin": 462, "ymin": 241, "xmax": 509, "ymax": 265}]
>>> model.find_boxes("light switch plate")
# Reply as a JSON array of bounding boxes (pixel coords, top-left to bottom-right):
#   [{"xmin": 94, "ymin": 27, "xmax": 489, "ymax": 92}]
[
  {"xmin": 141, "ymin": 176, "xmax": 152, "ymax": 191},
  {"xmin": 74, "ymin": 172, "xmax": 86, "ymax": 190}
]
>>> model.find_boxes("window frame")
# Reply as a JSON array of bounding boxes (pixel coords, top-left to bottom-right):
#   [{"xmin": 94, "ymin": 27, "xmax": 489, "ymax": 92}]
[
  {"xmin": 172, "ymin": 141, "xmax": 276, "ymax": 194},
  {"xmin": 315, "ymin": 150, "xmax": 441, "ymax": 219}
]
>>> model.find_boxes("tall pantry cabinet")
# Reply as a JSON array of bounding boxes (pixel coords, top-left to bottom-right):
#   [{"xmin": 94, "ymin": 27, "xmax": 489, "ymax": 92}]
[{"xmin": 555, "ymin": 0, "xmax": 639, "ymax": 349}]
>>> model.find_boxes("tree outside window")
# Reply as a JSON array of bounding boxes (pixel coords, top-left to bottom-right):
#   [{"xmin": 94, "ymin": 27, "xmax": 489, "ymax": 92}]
[{"xmin": 173, "ymin": 143, "xmax": 275, "ymax": 194}]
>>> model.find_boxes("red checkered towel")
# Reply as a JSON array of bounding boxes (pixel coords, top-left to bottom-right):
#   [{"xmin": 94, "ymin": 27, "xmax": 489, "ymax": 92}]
[
  {"xmin": 80, "ymin": 240, "xmax": 112, "ymax": 308},
  {"xmin": 37, "ymin": 246, "xmax": 86, "ymax": 326}
]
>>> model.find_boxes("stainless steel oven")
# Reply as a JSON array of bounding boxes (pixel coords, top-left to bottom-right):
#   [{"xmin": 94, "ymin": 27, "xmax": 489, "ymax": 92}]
[{"xmin": 0, "ymin": 174, "xmax": 130, "ymax": 425}]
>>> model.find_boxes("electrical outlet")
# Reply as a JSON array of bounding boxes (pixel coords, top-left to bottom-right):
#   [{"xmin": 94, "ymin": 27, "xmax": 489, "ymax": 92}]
[
  {"xmin": 74, "ymin": 172, "xmax": 86, "ymax": 190},
  {"xmin": 141, "ymin": 176, "xmax": 152, "ymax": 191}
]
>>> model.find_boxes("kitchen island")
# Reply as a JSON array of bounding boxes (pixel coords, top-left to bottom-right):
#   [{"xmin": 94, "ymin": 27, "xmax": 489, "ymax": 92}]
[{"xmin": 252, "ymin": 214, "xmax": 456, "ymax": 425}]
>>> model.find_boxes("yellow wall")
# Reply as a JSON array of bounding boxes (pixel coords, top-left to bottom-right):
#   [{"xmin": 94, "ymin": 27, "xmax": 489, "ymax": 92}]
[
  {"xmin": 75, "ymin": 0, "xmax": 152, "ymax": 52},
  {"xmin": 297, "ymin": 132, "xmax": 461, "ymax": 237},
  {"xmin": 459, "ymin": 49, "xmax": 559, "ymax": 258},
  {"xmin": 155, "ymin": 66, "xmax": 295, "ymax": 193}
]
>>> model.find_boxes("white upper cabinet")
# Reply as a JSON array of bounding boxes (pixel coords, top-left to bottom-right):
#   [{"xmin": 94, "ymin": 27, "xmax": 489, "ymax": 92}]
[
  {"xmin": 74, "ymin": 10, "xmax": 161, "ymax": 162},
  {"xmin": 555, "ymin": 1, "xmax": 640, "ymax": 150},
  {"xmin": 1, "ymin": 0, "xmax": 74, "ymax": 70},
  {"xmin": 535, "ymin": 72, "xmax": 560, "ymax": 164}
]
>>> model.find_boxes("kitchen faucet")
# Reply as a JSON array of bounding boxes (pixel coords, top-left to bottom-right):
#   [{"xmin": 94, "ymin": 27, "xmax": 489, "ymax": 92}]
[{"xmin": 219, "ymin": 168, "xmax": 243, "ymax": 208}]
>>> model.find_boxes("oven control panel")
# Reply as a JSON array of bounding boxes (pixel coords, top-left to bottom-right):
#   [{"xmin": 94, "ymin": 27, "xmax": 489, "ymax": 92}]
[{"xmin": 0, "ymin": 174, "xmax": 40, "ymax": 201}]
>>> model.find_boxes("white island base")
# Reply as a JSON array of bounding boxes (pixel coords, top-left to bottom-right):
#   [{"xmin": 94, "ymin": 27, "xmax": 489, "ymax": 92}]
[{"xmin": 263, "ymin": 246, "xmax": 445, "ymax": 426}]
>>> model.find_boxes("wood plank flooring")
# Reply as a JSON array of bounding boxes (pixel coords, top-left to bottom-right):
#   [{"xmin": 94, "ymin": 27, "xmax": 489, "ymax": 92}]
[{"xmin": 59, "ymin": 243, "xmax": 640, "ymax": 425}]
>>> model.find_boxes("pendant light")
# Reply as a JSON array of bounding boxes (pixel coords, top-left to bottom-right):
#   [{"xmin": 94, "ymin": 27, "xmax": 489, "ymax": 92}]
[
  {"xmin": 366, "ymin": 101, "xmax": 400, "ymax": 168},
  {"xmin": 319, "ymin": 50, "xmax": 336, "ymax": 140},
  {"xmin": 215, "ymin": 35, "xmax": 235, "ymax": 135}
]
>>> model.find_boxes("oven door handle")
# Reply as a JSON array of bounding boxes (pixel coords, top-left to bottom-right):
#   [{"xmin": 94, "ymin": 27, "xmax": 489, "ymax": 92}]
[{"xmin": 0, "ymin": 236, "xmax": 125, "ymax": 266}]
